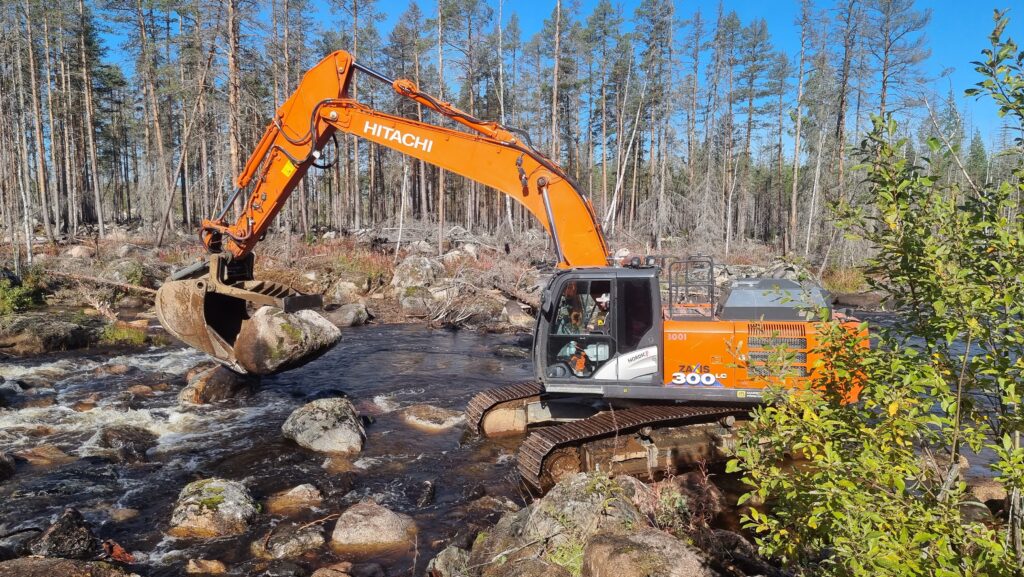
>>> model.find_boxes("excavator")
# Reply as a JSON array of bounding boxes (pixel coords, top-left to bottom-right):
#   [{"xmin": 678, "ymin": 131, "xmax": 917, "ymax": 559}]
[{"xmin": 156, "ymin": 50, "xmax": 863, "ymax": 492}]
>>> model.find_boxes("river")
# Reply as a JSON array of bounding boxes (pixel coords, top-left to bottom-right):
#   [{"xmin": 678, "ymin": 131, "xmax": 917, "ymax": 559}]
[{"xmin": 0, "ymin": 324, "xmax": 534, "ymax": 576}]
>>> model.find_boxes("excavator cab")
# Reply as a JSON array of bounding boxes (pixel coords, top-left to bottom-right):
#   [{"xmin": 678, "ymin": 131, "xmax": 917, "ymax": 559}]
[{"xmin": 537, "ymin": 267, "xmax": 662, "ymax": 386}]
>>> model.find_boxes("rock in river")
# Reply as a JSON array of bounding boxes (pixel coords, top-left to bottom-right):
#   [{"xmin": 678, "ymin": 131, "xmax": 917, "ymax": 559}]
[
  {"xmin": 331, "ymin": 501, "xmax": 416, "ymax": 550},
  {"xmin": 282, "ymin": 398, "xmax": 364, "ymax": 454},
  {"xmin": 0, "ymin": 452, "xmax": 14, "ymax": 482},
  {"xmin": 233, "ymin": 306, "xmax": 341, "ymax": 375},
  {"xmin": 402, "ymin": 404, "xmax": 465, "ymax": 432},
  {"xmin": 95, "ymin": 425, "xmax": 157, "ymax": 463},
  {"xmin": 325, "ymin": 303, "xmax": 370, "ymax": 328},
  {"xmin": 0, "ymin": 312, "xmax": 94, "ymax": 356},
  {"xmin": 178, "ymin": 365, "xmax": 257, "ymax": 404},
  {"xmin": 168, "ymin": 478, "xmax": 258, "ymax": 538},
  {"xmin": 0, "ymin": 558, "xmax": 134, "ymax": 577},
  {"xmin": 583, "ymin": 528, "xmax": 722, "ymax": 577},
  {"xmin": 251, "ymin": 523, "xmax": 325, "ymax": 559},
  {"xmin": 186, "ymin": 559, "xmax": 227, "ymax": 574},
  {"xmin": 28, "ymin": 508, "xmax": 99, "ymax": 560},
  {"xmin": 266, "ymin": 484, "xmax": 324, "ymax": 515}
]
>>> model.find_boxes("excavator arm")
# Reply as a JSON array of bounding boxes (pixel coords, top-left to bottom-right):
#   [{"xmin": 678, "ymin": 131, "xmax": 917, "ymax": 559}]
[
  {"xmin": 156, "ymin": 50, "xmax": 609, "ymax": 372},
  {"xmin": 202, "ymin": 50, "xmax": 608, "ymax": 267}
]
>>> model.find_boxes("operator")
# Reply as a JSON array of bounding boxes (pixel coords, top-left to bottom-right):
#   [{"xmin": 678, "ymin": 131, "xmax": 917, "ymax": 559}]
[{"xmin": 588, "ymin": 293, "xmax": 610, "ymax": 332}]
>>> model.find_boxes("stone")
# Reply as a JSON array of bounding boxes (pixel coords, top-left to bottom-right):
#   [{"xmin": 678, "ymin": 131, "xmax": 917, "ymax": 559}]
[
  {"xmin": 28, "ymin": 508, "xmax": 99, "ymax": 560},
  {"xmin": 331, "ymin": 501, "xmax": 416, "ymax": 549},
  {"xmin": 402, "ymin": 404, "xmax": 465, "ymax": 432},
  {"xmin": 96, "ymin": 425, "xmax": 158, "ymax": 463},
  {"xmin": 0, "ymin": 313, "xmax": 94, "ymax": 356},
  {"xmin": 282, "ymin": 398, "xmax": 365, "ymax": 454},
  {"xmin": 500, "ymin": 301, "xmax": 535, "ymax": 330},
  {"xmin": 114, "ymin": 244, "xmax": 143, "ymax": 259},
  {"xmin": 266, "ymin": 484, "xmax": 324, "ymax": 515},
  {"xmin": 326, "ymin": 303, "xmax": 369, "ymax": 327},
  {"xmin": 427, "ymin": 545, "xmax": 470, "ymax": 577},
  {"xmin": 968, "ymin": 478, "xmax": 1007, "ymax": 507},
  {"xmin": 126, "ymin": 384, "xmax": 153, "ymax": 397},
  {"xmin": 410, "ymin": 240, "xmax": 434, "ymax": 254},
  {"xmin": 103, "ymin": 259, "xmax": 160, "ymax": 288},
  {"xmin": 399, "ymin": 290, "xmax": 433, "ymax": 318},
  {"xmin": 233, "ymin": 307, "xmax": 341, "ymax": 375},
  {"xmin": 251, "ymin": 523, "xmax": 325, "ymax": 559},
  {"xmin": 582, "ymin": 528, "xmax": 722, "ymax": 577},
  {"xmin": 186, "ymin": 559, "xmax": 227, "ymax": 574},
  {"xmin": 65, "ymin": 245, "xmax": 95, "ymax": 259},
  {"xmin": 16, "ymin": 444, "xmax": 76, "ymax": 466},
  {"xmin": 468, "ymin": 473, "xmax": 645, "ymax": 572},
  {"xmin": 461, "ymin": 243, "xmax": 479, "ymax": 259},
  {"xmin": 168, "ymin": 478, "xmax": 258, "ymax": 538},
  {"xmin": 311, "ymin": 562, "xmax": 353, "ymax": 577},
  {"xmin": 328, "ymin": 281, "xmax": 362, "ymax": 305},
  {"xmin": 178, "ymin": 365, "xmax": 257, "ymax": 404},
  {"xmin": 391, "ymin": 255, "xmax": 444, "ymax": 290},
  {"xmin": 0, "ymin": 558, "xmax": 133, "ymax": 577},
  {"xmin": 832, "ymin": 291, "xmax": 886, "ymax": 310},
  {"xmin": 0, "ymin": 452, "xmax": 14, "ymax": 482},
  {"xmin": 108, "ymin": 509, "xmax": 139, "ymax": 522},
  {"xmin": 261, "ymin": 560, "xmax": 308, "ymax": 576}
]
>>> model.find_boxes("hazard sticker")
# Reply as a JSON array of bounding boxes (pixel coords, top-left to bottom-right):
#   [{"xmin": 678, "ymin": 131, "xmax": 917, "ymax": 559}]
[{"xmin": 281, "ymin": 159, "xmax": 296, "ymax": 178}]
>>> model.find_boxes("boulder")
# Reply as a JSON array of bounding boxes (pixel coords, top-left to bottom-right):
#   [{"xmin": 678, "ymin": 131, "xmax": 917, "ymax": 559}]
[
  {"xmin": 0, "ymin": 558, "xmax": 133, "ymax": 577},
  {"xmin": 391, "ymin": 255, "xmax": 444, "ymax": 290},
  {"xmin": 311, "ymin": 562, "xmax": 353, "ymax": 577},
  {"xmin": 349, "ymin": 563, "xmax": 384, "ymax": 577},
  {"xmin": 251, "ymin": 523, "xmax": 325, "ymax": 559},
  {"xmin": 468, "ymin": 473, "xmax": 646, "ymax": 572},
  {"xmin": 103, "ymin": 259, "xmax": 159, "ymax": 288},
  {"xmin": 64, "ymin": 245, "xmax": 95, "ymax": 259},
  {"xmin": 500, "ymin": 301, "xmax": 535, "ymax": 330},
  {"xmin": 282, "ymin": 398, "xmax": 365, "ymax": 454},
  {"xmin": 95, "ymin": 425, "xmax": 157, "ymax": 463},
  {"xmin": 266, "ymin": 484, "xmax": 324, "ymax": 515},
  {"xmin": 409, "ymin": 240, "xmax": 434, "ymax": 255},
  {"xmin": 461, "ymin": 243, "xmax": 479, "ymax": 259},
  {"xmin": 969, "ymin": 478, "xmax": 1007, "ymax": 508},
  {"xmin": 328, "ymin": 281, "xmax": 362, "ymax": 305},
  {"xmin": 233, "ymin": 307, "xmax": 341, "ymax": 375},
  {"xmin": 402, "ymin": 404, "xmax": 465, "ymax": 432},
  {"xmin": 582, "ymin": 528, "xmax": 722, "ymax": 577},
  {"xmin": 186, "ymin": 559, "xmax": 227, "ymax": 574},
  {"xmin": 331, "ymin": 501, "xmax": 416, "ymax": 549},
  {"xmin": 178, "ymin": 365, "xmax": 257, "ymax": 404},
  {"xmin": 399, "ymin": 290, "xmax": 432, "ymax": 318},
  {"xmin": 0, "ymin": 313, "xmax": 94, "ymax": 356},
  {"xmin": 261, "ymin": 560, "xmax": 307, "ymax": 576},
  {"xmin": 427, "ymin": 545, "xmax": 470, "ymax": 577},
  {"xmin": 0, "ymin": 452, "xmax": 14, "ymax": 482},
  {"xmin": 28, "ymin": 508, "xmax": 99, "ymax": 560},
  {"xmin": 168, "ymin": 478, "xmax": 258, "ymax": 538},
  {"xmin": 326, "ymin": 303, "xmax": 370, "ymax": 328},
  {"xmin": 15, "ymin": 444, "xmax": 76, "ymax": 466}
]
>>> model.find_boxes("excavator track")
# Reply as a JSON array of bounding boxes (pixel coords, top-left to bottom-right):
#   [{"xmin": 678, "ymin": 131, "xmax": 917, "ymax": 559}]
[
  {"xmin": 517, "ymin": 404, "xmax": 745, "ymax": 490},
  {"xmin": 465, "ymin": 381, "xmax": 544, "ymax": 434}
]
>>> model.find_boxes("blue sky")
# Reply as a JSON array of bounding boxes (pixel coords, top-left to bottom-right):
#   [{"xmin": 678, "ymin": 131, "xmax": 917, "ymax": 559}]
[{"xmin": 100, "ymin": 0, "xmax": 1016, "ymax": 144}]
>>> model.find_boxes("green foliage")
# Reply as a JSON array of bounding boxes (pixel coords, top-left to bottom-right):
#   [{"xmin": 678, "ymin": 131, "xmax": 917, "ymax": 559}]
[
  {"xmin": 545, "ymin": 539, "xmax": 585, "ymax": 577},
  {"xmin": 730, "ymin": 12, "xmax": 1024, "ymax": 576},
  {"xmin": 100, "ymin": 323, "xmax": 147, "ymax": 346},
  {"xmin": 0, "ymin": 279, "xmax": 36, "ymax": 315}
]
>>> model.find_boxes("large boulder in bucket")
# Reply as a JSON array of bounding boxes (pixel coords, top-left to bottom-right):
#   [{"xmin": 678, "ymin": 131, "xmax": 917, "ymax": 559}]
[{"xmin": 233, "ymin": 307, "xmax": 341, "ymax": 374}]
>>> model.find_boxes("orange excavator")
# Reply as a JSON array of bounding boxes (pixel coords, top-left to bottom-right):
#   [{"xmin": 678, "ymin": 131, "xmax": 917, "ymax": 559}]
[{"xmin": 156, "ymin": 51, "xmax": 863, "ymax": 491}]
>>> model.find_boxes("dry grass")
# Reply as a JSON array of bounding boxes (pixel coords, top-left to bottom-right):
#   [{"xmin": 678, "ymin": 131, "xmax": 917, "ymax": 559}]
[{"xmin": 821, "ymin": 267, "xmax": 868, "ymax": 294}]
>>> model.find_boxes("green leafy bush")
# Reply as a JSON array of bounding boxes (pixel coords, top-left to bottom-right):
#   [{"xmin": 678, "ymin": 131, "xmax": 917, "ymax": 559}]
[
  {"xmin": 730, "ymin": 11, "xmax": 1024, "ymax": 576},
  {"xmin": 0, "ymin": 279, "xmax": 36, "ymax": 315}
]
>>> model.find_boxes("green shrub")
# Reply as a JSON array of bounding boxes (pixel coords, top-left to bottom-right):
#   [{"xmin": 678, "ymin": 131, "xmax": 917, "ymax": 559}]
[
  {"xmin": 100, "ymin": 323, "xmax": 147, "ymax": 346},
  {"xmin": 0, "ymin": 279, "xmax": 36, "ymax": 315},
  {"xmin": 730, "ymin": 13, "xmax": 1024, "ymax": 575}
]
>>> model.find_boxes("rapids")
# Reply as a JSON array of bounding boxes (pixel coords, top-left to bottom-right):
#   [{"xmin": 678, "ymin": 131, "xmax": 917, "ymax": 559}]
[{"xmin": 0, "ymin": 324, "xmax": 533, "ymax": 576}]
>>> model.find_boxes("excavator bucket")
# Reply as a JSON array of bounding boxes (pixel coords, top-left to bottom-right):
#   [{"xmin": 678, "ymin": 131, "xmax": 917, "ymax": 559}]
[{"xmin": 155, "ymin": 255, "xmax": 323, "ymax": 374}]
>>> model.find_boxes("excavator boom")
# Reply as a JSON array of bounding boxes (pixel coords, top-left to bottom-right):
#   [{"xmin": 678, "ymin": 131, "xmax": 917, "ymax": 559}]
[{"xmin": 157, "ymin": 50, "xmax": 609, "ymax": 371}]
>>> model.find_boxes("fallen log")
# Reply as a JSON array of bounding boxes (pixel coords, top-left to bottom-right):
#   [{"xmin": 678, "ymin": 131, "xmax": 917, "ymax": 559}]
[{"xmin": 45, "ymin": 270, "xmax": 157, "ymax": 295}]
